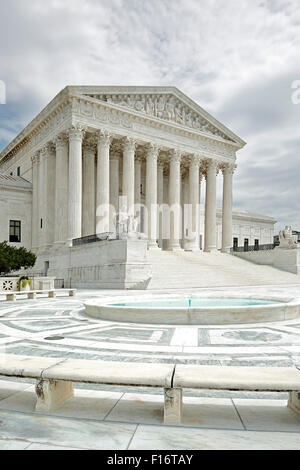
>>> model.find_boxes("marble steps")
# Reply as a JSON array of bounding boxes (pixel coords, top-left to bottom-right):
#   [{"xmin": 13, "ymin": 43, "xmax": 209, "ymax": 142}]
[{"xmin": 147, "ymin": 250, "xmax": 300, "ymax": 289}]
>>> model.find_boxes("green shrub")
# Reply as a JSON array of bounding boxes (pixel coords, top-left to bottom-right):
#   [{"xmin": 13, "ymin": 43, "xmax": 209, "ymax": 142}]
[{"xmin": 0, "ymin": 242, "xmax": 36, "ymax": 275}]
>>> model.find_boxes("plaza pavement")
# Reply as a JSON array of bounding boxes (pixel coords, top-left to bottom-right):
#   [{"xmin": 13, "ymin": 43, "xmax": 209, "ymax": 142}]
[{"xmin": 0, "ymin": 286, "xmax": 300, "ymax": 450}]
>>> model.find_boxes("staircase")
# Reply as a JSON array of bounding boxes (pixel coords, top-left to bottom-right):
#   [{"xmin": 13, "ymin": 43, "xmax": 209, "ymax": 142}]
[{"xmin": 147, "ymin": 249, "xmax": 300, "ymax": 290}]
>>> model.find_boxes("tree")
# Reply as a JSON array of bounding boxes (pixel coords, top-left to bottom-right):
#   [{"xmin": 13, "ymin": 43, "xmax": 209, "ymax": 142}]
[{"xmin": 0, "ymin": 241, "xmax": 36, "ymax": 275}]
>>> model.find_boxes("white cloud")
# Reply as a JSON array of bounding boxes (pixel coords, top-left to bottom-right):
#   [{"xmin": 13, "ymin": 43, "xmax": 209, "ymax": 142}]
[{"xmin": 0, "ymin": 0, "xmax": 299, "ymax": 231}]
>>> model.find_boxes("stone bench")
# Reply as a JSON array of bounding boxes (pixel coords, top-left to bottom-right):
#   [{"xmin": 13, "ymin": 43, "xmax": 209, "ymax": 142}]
[
  {"xmin": 0, "ymin": 355, "xmax": 174, "ymax": 416},
  {"xmin": 1, "ymin": 289, "xmax": 76, "ymax": 301},
  {"xmin": 0, "ymin": 356, "xmax": 300, "ymax": 425},
  {"xmin": 165, "ymin": 364, "xmax": 300, "ymax": 423}
]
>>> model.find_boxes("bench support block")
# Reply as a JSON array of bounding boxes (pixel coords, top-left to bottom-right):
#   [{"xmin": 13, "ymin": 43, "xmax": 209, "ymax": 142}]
[
  {"xmin": 288, "ymin": 391, "xmax": 300, "ymax": 415},
  {"xmin": 6, "ymin": 294, "xmax": 16, "ymax": 301},
  {"xmin": 28, "ymin": 293, "xmax": 37, "ymax": 300},
  {"xmin": 35, "ymin": 379, "xmax": 73, "ymax": 412},
  {"xmin": 164, "ymin": 388, "xmax": 182, "ymax": 424},
  {"xmin": 48, "ymin": 291, "xmax": 56, "ymax": 298}
]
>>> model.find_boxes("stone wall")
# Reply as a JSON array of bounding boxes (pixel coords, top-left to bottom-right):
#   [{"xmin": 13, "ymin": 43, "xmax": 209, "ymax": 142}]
[{"xmin": 34, "ymin": 239, "xmax": 152, "ymax": 290}]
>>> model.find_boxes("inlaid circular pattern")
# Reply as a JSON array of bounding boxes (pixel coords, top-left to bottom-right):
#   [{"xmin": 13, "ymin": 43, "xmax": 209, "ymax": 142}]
[{"xmin": 0, "ymin": 286, "xmax": 300, "ymax": 369}]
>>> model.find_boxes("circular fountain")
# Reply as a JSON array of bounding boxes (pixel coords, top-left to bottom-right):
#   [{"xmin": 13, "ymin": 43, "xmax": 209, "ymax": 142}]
[{"xmin": 85, "ymin": 293, "xmax": 300, "ymax": 325}]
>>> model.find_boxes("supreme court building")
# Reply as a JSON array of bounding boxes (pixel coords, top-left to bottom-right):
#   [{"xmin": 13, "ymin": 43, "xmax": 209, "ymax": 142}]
[{"xmin": 0, "ymin": 86, "xmax": 275, "ymax": 288}]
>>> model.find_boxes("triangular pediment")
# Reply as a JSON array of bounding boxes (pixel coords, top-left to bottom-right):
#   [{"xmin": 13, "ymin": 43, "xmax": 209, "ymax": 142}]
[{"xmin": 72, "ymin": 86, "xmax": 245, "ymax": 146}]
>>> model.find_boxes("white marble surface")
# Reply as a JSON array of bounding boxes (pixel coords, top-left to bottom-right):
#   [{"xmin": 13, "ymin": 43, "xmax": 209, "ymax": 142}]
[{"xmin": 129, "ymin": 424, "xmax": 300, "ymax": 450}]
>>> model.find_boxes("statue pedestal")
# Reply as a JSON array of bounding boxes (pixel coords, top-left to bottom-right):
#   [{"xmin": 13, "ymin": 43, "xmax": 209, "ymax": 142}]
[{"xmin": 273, "ymin": 247, "xmax": 300, "ymax": 275}]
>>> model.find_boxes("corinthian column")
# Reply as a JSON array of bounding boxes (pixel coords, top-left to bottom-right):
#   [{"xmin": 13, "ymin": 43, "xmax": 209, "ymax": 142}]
[
  {"xmin": 157, "ymin": 161, "xmax": 164, "ymax": 248},
  {"xmin": 146, "ymin": 144, "xmax": 159, "ymax": 248},
  {"xmin": 222, "ymin": 163, "xmax": 235, "ymax": 253},
  {"xmin": 168, "ymin": 150, "xmax": 182, "ymax": 251},
  {"xmin": 134, "ymin": 157, "xmax": 142, "ymax": 232},
  {"xmin": 204, "ymin": 159, "xmax": 217, "ymax": 252},
  {"xmin": 185, "ymin": 155, "xmax": 200, "ymax": 251},
  {"xmin": 110, "ymin": 152, "xmax": 120, "ymax": 232},
  {"xmin": 38, "ymin": 147, "xmax": 47, "ymax": 249},
  {"xmin": 96, "ymin": 131, "xmax": 111, "ymax": 234},
  {"xmin": 68, "ymin": 125, "xmax": 84, "ymax": 242},
  {"xmin": 31, "ymin": 154, "xmax": 40, "ymax": 251},
  {"xmin": 82, "ymin": 142, "xmax": 96, "ymax": 237},
  {"xmin": 54, "ymin": 134, "xmax": 68, "ymax": 245},
  {"xmin": 45, "ymin": 144, "xmax": 56, "ymax": 247},
  {"xmin": 122, "ymin": 137, "xmax": 136, "ymax": 218}
]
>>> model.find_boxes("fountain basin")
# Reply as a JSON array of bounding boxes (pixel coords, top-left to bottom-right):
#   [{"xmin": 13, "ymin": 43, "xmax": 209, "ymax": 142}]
[{"xmin": 85, "ymin": 294, "xmax": 300, "ymax": 325}]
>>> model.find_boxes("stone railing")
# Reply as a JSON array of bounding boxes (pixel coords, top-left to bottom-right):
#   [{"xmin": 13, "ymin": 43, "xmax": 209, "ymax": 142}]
[{"xmin": 0, "ymin": 277, "xmax": 55, "ymax": 292}]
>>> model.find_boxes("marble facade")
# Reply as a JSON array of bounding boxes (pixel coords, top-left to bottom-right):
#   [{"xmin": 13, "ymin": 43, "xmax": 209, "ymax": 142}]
[{"xmin": 0, "ymin": 86, "xmax": 246, "ymax": 254}]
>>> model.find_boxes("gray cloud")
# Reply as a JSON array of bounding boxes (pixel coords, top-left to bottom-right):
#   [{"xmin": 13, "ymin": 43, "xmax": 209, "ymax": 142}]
[{"xmin": 0, "ymin": 0, "xmax": 299, "ymax": 233}]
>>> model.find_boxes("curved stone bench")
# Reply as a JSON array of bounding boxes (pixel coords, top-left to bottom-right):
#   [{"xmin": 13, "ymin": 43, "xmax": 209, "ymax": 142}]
[
  {"xmin": 0, "ymin": 355, "xmax": 300, "ymax": 425},
  {"xmin": 0, "ymin": 289, "xmax": 76, "ymax": 301},
  {"xmin": 0, "ymin": 355, "xmax": 174, "ymax": 415},
  {"xmin": 165, "ymin": 364, "xmax": 300, "ymax": 423}
]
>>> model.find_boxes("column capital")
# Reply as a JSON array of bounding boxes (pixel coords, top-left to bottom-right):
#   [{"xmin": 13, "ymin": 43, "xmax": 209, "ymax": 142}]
[
  {"xmin": 83, "ymin": 140, "xmax": 96, "ymax": 153},
  {"xmin": 189, "ymin": 154, "xmax": 201, "ymax": 169},
  {"xmin": 31, "ymin": 153, "xmax": 40, "ymax": 166},
  {"xmin": 169, "ymin": 149, "xmax": 182, "ymax": 164},
  {"xmin": 55, "ymin": 133, "xmax": 68, "ymax": 149},
  {"xmin": 146, "ymin": 143, "xmax": 159, "ymax": 161},
  {"xmin": 97, "ymin": 130, "xmax": 112, "ymax": 149},
  {"xmin": 123, "ymin": 136, "xmax": 136, "ymax": 153},
  {"xmin": 68, "ymin": 124, "xmax": 85, "ymax": 141},
  {"xmin": 221, "ymin": 162, "xmax": 237, "ymax": 175}
]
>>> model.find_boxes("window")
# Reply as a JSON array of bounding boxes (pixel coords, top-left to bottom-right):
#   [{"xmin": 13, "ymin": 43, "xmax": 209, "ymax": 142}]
[
  {"xmin": 233, "ymin": 238, "xmax": 238, "ymax": 249},
  {"xmin": 254, "ymin": 239, "xmax": 259, "ymax": 251},
  {"xmin": 9, "ymin": 220, "xmax": 21, "ymax": 243},
  {"xmin": 17, "ymin": 167, "xmax": 20, "ymax": 176},
  {"xmin": 244, "ymin": 238, "xmax": 249, "ymax": 252}
]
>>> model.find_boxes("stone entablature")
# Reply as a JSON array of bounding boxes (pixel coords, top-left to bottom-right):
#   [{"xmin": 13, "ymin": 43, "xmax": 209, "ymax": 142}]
[{"xmin": 0, "ymin": 86, "xmax": 245, "ymax": 173}]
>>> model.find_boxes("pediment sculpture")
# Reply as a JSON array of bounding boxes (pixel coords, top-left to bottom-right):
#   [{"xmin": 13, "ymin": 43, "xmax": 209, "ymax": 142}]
[{"xmin": 86, "ymin": 93, "xmax": 233, "ymax": 142}]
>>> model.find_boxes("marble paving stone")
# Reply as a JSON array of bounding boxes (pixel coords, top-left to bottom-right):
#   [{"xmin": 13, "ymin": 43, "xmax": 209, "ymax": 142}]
[
  {"xmin": 233, "ymin": 398, "xmax": 300, "ymax": 432},
  {"xmin": 0, "ymin": 386, "xmax": 123, "ymax": 421},
  {"xmin": 0, "ymin": 380, "xmax": 33, "ymax": 400},
  {"xmin": 107, "ymin": 394, "xmax": 243, "ymax": 429},
  {"xmin": 0, "ymin": 386, "xmax": 37, "ymax": 412},
  {"xmin": 0, "ymin": 438, "xmax": 30, "ymax": 450},
  {"xmin": 129, "ymin": 424, "xmax": 300, "ymax": 450},
  {"xmin": 26, "ymin": 443, "xmax": 82, "ymax": 450},
  {"xmin": 0, "ymin": 409, "xmax": 136, "ymax": 450}
]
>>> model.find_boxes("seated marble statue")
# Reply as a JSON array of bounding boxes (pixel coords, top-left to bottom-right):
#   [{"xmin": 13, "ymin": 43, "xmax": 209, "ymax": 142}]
[{"xmin": 279, "ymin": 226, "xmax": 298, "ymax": 248}]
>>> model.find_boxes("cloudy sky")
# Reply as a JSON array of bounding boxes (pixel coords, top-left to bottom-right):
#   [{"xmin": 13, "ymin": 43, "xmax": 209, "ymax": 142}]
[{"xmin": 0, "ymin": 0, "xmax": 299, "ymax": 232}]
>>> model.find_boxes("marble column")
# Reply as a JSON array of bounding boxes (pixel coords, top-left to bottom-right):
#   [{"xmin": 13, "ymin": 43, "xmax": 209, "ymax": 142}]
[
  {"xmin": 45, "ymin": 144, "xmax": 56, "ymax": 247},
  {"xmin": 157, "ymin": 161, "xmax": 164, "ymax": 249},
  {"xmin": 38, "ymin": 147, "xmax": 46, "ymax": 249},
  {"xmin": 146, "ymin": 144, "xmax": 159, "ymax": 248},
  {"xmin": 199, "ymin": 172, "xmax": 203, "ymax": 250},
  {"xmin": 122, "ymin": 137, "xmax": 136, "ymax": 218},
  {"xmin": 222, "ymin": 163, "xmax": 235, "ymax": 253},
  {"xmin": 134, "ymin": 157, "xmax": 142, "ymax": 232},
  {"xmin": 168, "ymin": 150, "xmax": 182, "ymax": 251},
  {"xmin": 182, "ymin": 174, "xmax": 189, "ymax": 249},
  {"xmin": 96, "ymin": 131, "xmax": 111, "ymax": 234},
  {"xmin": 31, "ymin": 154, "xmax": 40, "ymax": 250},
  {"xmin": 204, "ymin": 159, "xmax": 218, "ymax": 252},
  {"xmin": 185, "ymin": 155, "xmax": 200, "ymax": 251},
  {"xmin": 110, "ymin": 152, "xmax": 120, "ymax": 232},
  {"xmin": 54, "ymin": 135, "xmax": 68, "ymax": 245},
  {"xmin": 82, "ymin": 142, "xmax": 96, "ymax": 237},
  {"xmin": 68, "ymin": 125, "xmax": 84, "ymax": 242}
]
